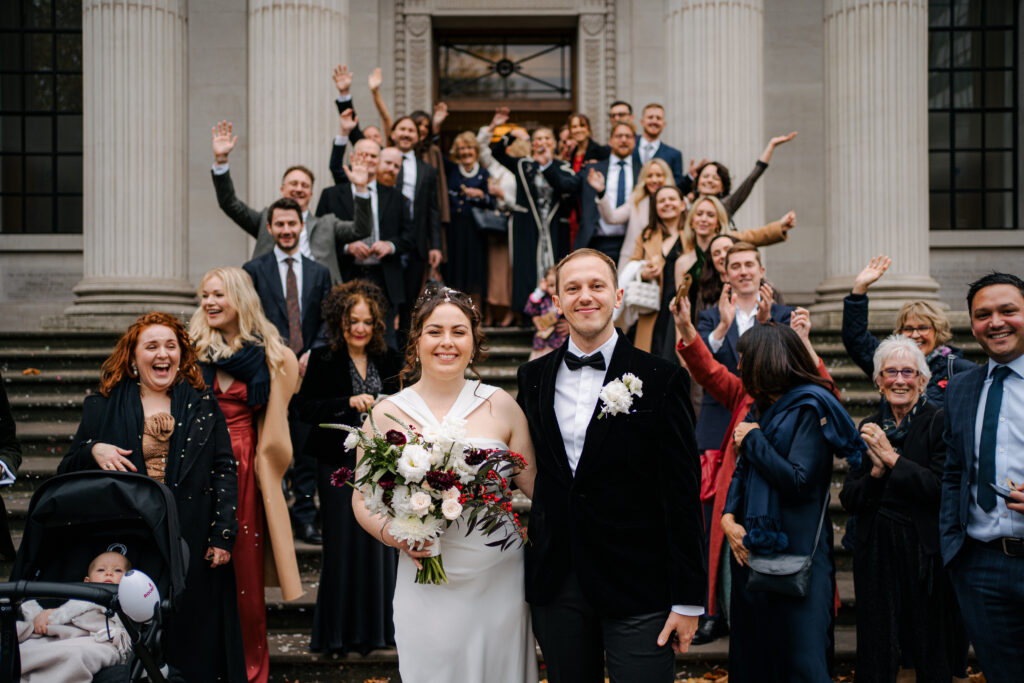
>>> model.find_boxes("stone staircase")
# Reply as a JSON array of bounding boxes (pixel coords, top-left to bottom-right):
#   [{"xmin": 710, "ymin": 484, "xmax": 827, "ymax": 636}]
[{"xmin": 0, "ymin": 326, "xmax": 985, "ymax": 680}]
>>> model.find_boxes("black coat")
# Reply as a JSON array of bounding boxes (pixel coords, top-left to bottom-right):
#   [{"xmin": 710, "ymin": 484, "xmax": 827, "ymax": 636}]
[
  {"xmin": 59, "ymin": 381, "xmax": 245, "ymax": 682},
  {"xmin": 316, "ymin": 181, "xmax": 416, "ymax": 308},
  {"xmin": 0, "ymin": 372, "xmax": 21, "ymax": 560},
  {"xmin": 542, "ymin": 155, "xmax": 640, "ymax": 253},
  {"xmin": 293, "ymin": 344, "xmax": 404, "ymax": 459},
  {"xmin": 242, "ymin": 251, "xmax": 331, "ymax": 355},
  {"xmin": 516, "ymin": 332, "xmax": 705, "ymax": 616},
  {"xmin": 840, "ymin": 402, "xmax": 946, "ymax": 556}
]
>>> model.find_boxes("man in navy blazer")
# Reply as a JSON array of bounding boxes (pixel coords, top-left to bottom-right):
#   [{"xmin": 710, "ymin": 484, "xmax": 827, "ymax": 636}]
[
  {"xmin": 696, "ymin": 244, "xmax": 793, "ymax": 451},
  {"xmin": 242, "ymin": 197, "xmax": 333, "ymax": 545},
  {"xmin": 634, "ymin": 103, "xmax": 690, "ymax": 193},
  {"xmin": 939, "ymin": 272, "xmax": 1024, "ymax": 683},
  {"xmin": 543, "ymin": 122, "xmax": 639, "ymax": 265}
]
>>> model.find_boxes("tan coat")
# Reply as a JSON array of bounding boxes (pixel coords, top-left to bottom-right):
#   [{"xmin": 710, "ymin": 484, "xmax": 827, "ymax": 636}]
[
  {"xmin": 628, "ymin": 219, "xmax": 791, "ymax": 352},
  {"xmin": 255, "ymin": 349, "xmax": 303, "ymax": 601}
]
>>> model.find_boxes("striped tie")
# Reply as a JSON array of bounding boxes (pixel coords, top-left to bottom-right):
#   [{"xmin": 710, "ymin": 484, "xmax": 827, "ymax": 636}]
[{"xmin": 285, "ymin": 257, "xmax": 304, "ymax": 355}]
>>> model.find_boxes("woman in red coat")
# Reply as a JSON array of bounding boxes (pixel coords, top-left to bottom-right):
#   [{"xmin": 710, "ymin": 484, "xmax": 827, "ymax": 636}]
[{"xmin": 670, "ymin": 296, "xmax": 838, "ymax": 633}]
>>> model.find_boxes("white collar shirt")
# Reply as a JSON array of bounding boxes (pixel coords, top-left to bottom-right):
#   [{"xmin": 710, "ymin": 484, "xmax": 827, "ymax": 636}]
[
  {"xmin": 273, "ymin": 245, "xmax": 303, "ymax": 314},
  {"xmin": 597, "ymin": 154, "xmax": 632, "ymax": 237},
  {"xmin": 298, "ymin": 210, "xmax": 313, "ymax": 259},
  {"xmin": 554, "ymin": 332, "xmax": 619, "ymax": 475},
  {"xmin": 707, "ymin": 302, "xmax": 759, "ymax": 354},
  {"xmin": 401, "ymin": 152, "xmax": 417, "ymax": 210}
]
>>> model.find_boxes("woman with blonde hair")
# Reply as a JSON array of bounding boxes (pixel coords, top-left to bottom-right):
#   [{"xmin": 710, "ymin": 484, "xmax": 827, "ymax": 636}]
[
  {"xmin": 189, "ymin": 266, "xmax": 302, "ymax": 683},
  {"xmin": 585, "ymin": 157, "xmax": 676, "ymax": 273},
  {"xmin": 443, "ymin": 130, "xmax": 494, "ymax": 302},
  {"xmin": 674, "ymin": 194, "xmax": 796, "ymax": 319},
  {"xmin": 842, "ymin": 255, "xmax": 976, "ymax": 407}
]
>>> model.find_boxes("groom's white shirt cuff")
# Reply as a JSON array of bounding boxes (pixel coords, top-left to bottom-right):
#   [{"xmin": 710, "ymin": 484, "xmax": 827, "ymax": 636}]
[{"xmin": 672, "ymin": 605, "xmax": 705, "ymax": 616}]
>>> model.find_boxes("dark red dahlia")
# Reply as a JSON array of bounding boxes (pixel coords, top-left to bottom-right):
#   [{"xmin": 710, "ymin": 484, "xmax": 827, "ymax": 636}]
[
  {"xmin": 330, "ymin": 467, "xmax": 354, "ymax": 488},
  {"xmin": 385, "ymin": 429, "xmax": 407, "ymax": 446},
  {"xmin": 426, "ymin": 469, "xmax": 458, "ymax": 490},
  {"xmin": 465, "ymin": 447, "xmax": 495, "ymax": 466}
]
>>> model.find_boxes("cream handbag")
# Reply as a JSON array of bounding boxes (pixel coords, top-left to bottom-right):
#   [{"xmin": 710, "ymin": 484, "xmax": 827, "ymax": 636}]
[{"xmin": 622, "ymin": 265, "xmax": 661, "ymax": 314}]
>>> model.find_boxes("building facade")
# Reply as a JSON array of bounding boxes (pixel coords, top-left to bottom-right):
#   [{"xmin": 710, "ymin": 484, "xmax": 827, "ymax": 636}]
[{"xmin": 1, "ymin": 0, "xmax": 1020, "ymax": 329}]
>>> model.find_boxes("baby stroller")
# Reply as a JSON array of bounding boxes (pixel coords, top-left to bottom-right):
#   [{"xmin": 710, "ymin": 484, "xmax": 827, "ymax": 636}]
[{"xmin": 0, "ymin": 471, "xmax": 188, "ymax": 682}]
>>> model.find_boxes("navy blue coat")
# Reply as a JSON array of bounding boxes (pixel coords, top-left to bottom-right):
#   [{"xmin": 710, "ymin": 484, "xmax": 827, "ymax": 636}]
[
  {"xmin": 242, "ymin": 252, "xmax": 331, "ymax": 355},
  {"xmin": 695, "ymin": 303, "xmax": 793, "ymax": 451},
  {"xmin": 631, "ymin": 139, "xmax": 689, "ymax": 192}
]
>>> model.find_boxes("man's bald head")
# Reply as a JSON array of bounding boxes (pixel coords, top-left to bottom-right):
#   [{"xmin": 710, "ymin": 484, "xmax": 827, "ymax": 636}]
[{"xmin": 353, "ymin": 138, "xmax": 380, "ymax": 179}]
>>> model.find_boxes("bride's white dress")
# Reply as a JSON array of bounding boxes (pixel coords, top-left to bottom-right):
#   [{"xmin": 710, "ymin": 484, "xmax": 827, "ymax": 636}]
[{"xmin": 387, "ymin": 381, "xmax": 538, "ymax": 683}]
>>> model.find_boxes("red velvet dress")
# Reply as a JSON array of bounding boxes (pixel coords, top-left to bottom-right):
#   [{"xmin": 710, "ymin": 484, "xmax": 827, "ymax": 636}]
[{"xmin": 214, "ymin": 376, "xmax": 268, "ymax": 683}]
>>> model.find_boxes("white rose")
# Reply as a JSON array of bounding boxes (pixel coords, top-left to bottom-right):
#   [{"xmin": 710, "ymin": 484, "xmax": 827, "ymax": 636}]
[
  {"xmin": 343, "ymin": 431, "xmax": 360, "ymax": 451},
  {"xmin": 397, "ymin": 444, "xmax": 430, "ymax": 483},
  {"xmin": 442, "ymin": 487, "xmax": 461, "ymax": 501},
  {"xmin": 409, "ymin": 491, "xmax": 432, "ymax": 517},
  {"xmin": 441, "ymin": 498, "xmax": 463, "ymax": 521}
]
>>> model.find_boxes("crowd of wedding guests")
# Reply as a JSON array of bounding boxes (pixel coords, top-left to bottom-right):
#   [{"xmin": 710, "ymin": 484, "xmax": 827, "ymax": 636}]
[{"xmin": 3, "ymin": 59, "xmax": 1021, "ymax": 683}]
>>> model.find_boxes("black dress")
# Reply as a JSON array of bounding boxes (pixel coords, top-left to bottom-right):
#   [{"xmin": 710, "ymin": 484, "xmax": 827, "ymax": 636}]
[
  {"xmin": 59, "ymin": 380, "xmax": 245, "ymax": 682},
  {"xmin": 839, "ymin": 401, "xmax": 968, "ymax": 681},
  {"xmin": 649, "ymin": 238, "xmax": 683, "ymax": 364},
  {"xmin": 294, "ymin": 344, "xmax": 403, "ymax": 655},
  {"xmin": 443, "ymin": 160, "xmax": 493, "ymax": 295}
]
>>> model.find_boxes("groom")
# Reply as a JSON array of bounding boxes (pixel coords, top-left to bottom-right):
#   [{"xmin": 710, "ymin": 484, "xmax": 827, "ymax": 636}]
[{"xmin": 516, "ymin": 249, "xmax": 705, "ymax": 682}]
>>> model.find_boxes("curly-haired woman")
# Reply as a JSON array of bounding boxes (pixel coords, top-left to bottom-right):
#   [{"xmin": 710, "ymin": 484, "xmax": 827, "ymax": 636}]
[
  {"xmin": 294, "ymin": 279, "xmax": 404, "ymax": 655},
  {"xmin": 60, "ymin": 312, "xmax": 245, "ymax": 682}
]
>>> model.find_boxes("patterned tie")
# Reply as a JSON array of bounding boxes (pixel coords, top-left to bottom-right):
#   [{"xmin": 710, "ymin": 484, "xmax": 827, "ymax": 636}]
[
  {"xmin": 285, "ymin": 257, "xmax": 304, "ymax": 355},
  {"xmin": 615, "ymin": 160, "xmax": 627, "ymax": 207},
  {"xmin": 978, "ymin": 365, "xmax": 1011, "ymax": 512},
  {"xmin": 642, "ymin": 141, "xmax": 653, "ymax": 165}
]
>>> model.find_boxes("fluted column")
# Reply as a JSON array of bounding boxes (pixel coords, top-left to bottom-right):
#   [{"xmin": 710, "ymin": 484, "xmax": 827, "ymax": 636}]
[
  {"xmin": 665, "ymin": 0, "xmax": 764, "ymax": 229},
  {"xmin": 63, "ymin": 0, "xmax": 195, "ymax": 329},
  {"xmin": 248, "ymin": 0, "xmax": 349, "ymax": 205},
  {"xmin": 814, "ymin": 0, "xmax": 938, "ymax": 317}
]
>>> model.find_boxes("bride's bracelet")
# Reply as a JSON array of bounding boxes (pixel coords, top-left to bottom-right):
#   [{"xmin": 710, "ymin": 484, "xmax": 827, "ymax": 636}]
[{"xmin": 378, "ymin": 519, "xmax": 390, "ymax": 545}]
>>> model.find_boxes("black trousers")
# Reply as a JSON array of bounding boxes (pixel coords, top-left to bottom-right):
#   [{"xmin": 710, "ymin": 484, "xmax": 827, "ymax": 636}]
[
  {"xmin": 398, "ymin": 254, "xmax": 427, "ymax": 351},
  {"xmin": 531, "ymin": 569, "xmax": 675, "ymax": 683},
  {"xmin": 588, "ymin": 236, "xmax": 623, "ymax": 269},
  {"xmin": 287, "ymin": 404, "xmax": 317, "ymax": 526}
]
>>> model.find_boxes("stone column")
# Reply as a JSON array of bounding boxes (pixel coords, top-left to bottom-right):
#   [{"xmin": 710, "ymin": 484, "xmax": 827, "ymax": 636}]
[
  {"xmin": 394, "ymin": 2, "xmax": 431, "ymax": 117},
  {"xmin": 62, "ymin": 0, "xmax": 195, "ymax": 329},
  {"xmin": 578, "ymin": 1, "xmax": 614, "ymax": 141},
  {"xmin": 665, "ymin": 0, "xmax": 765, "ymax": 229},
  {"xmin": 814, "ymin": 0, "xmax": 939, "ymax": 321},
  {"xmin": 247, "ymin": 0, "xmax": 349, "ymax": 204}
]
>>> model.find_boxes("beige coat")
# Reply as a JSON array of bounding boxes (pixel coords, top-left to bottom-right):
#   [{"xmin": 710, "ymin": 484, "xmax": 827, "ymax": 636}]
[
  {"xmin": 255, "ymin": 349, "xmax": 303, "ymax": 601},
  {"xmin": 628, "ymin": 219, "xmax": 791, "ymax": 352}
]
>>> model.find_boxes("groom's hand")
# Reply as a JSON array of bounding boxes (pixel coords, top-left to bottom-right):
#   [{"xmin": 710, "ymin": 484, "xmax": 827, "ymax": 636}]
[{"xmin": 658, "ymin": 612, "xmax": 699, "ymax": 653}]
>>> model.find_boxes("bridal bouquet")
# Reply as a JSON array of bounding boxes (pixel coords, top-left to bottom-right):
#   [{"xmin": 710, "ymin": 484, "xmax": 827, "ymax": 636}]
[{"xmin": 325, "ymin": 412, "xmax": 528, "ymax": 585}]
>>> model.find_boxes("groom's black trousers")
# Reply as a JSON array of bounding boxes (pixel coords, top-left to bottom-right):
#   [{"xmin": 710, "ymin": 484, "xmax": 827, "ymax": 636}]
[{"xmin": 531, "ymin": 569, "xmax": 675, "ymax": 683}]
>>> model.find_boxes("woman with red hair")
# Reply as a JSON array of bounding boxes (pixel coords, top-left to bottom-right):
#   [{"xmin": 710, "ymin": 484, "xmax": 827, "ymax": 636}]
[{"xmin": 60, "ymin": 312, "xmax": 245, "ymax": 682}]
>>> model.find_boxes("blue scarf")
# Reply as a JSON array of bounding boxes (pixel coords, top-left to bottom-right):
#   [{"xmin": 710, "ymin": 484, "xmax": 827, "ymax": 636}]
[
  {"xmin": 742, "ymin": 383, "xmax": 865, "ymax": 554},
  {"xmin": 199, "ymin": 343, "xmax": 270, "ymax": 407}
]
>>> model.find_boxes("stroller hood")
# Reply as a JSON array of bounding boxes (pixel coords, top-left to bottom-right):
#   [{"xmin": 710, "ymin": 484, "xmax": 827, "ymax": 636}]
[{"xmin": 9, "ymin": 471, "xmax": 188, "ymax": 606}]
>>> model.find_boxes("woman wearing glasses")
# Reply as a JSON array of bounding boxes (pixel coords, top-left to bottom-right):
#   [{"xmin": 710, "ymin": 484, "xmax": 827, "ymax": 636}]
[
  {"xmin": 839, "ymin": 336, "xmax": 969, "ymax": 683},
  {"xmin": 841, "ymin": 255, "xmax": 976, "ymax": 407}
]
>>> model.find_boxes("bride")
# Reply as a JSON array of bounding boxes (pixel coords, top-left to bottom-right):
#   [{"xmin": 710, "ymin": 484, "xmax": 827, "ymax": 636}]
[{"xmin": 352, "ymin": 285, "xmax": 539, "ymax": 683}]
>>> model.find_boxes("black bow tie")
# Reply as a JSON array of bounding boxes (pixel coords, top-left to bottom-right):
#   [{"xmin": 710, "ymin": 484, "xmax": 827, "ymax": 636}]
[{"xmin": 564, "ymin": 351, "xmax": 606, "ymax": 372}]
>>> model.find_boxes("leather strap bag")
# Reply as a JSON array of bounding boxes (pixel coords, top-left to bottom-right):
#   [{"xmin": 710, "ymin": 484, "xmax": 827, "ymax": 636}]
[{"xmin": 745, "ymin": 493, "xmax": 830, "ymax": 598}]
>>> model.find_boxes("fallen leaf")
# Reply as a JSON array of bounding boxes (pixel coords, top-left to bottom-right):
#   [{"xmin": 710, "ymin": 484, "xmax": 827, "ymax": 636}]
[{"xmin": 21, "ymin": 368, "xmax": 40, "ymax": 376}]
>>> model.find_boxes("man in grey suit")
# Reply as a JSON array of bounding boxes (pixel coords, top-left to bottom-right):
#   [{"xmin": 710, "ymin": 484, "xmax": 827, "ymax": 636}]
[{"xmin": 210, "ymin": 120, "xmax": 371, "ymax": 284}]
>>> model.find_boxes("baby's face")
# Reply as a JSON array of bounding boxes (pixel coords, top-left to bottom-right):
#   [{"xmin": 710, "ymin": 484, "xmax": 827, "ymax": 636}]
[{"xmin": 85, "ymin": 552, "xmax": 129, "ymax": 585}]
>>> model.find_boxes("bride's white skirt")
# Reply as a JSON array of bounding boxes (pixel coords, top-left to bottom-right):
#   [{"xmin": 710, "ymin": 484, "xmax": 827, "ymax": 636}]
[{"xmin": 393, "ymin": 518, "xmax": 539, "ymax": 683}]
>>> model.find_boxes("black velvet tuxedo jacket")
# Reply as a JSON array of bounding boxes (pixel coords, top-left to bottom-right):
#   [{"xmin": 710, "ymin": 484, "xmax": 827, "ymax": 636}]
[
  {"xmin": 516, "ymin": 333, "xmax": 705, "ymax": 616},
  {"xmin": 316, "ymin": 180, "xmax": 415, "ymax": 307},
  {"xmin": 242, "ymin": 252, "xmax": 331, "ymax": 355}
]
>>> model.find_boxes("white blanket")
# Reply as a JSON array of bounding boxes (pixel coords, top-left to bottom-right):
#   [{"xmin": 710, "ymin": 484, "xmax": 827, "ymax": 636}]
[{"xmin": 18, "ymin": 599, "xmax": 131, "ymax": 682}]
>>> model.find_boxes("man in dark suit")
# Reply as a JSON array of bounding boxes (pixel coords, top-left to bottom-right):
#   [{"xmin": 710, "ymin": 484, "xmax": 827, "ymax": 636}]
[
  {"xmin": 634, "ymin": 103, "xmax": 690, "ymax": 192},
  {"xmin": 543, "ymin": 123, "xmax": 639, "ymax": 265},
  {"xmin": 939, "ymin": 272, "xmax": 1024, "ymax": 683},
  {"xmin": 209, "ymin": 120, "xmax": 371, "ymax": 284},
  {"xmin": 242, "ymin": 196, "xmax": 338, "ymax": 545},
  {"xmin": 317, "ymin": 138, "xmax": 415, "ymax": 349},
  {"xmin": 517, "ymin": 248, "xmax": 704, "ymax": 683}
]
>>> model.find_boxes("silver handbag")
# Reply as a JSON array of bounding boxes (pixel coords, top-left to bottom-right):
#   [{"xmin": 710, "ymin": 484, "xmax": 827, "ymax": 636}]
[{"xmin": 622, "ymin": 268, "xmax": 661, "ymax": 314}]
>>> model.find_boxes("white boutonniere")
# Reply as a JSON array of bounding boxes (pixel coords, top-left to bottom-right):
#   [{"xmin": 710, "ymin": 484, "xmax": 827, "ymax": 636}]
[{"xmin": 598, "ymin": 373, "xmax": 643, "ymax": 419}]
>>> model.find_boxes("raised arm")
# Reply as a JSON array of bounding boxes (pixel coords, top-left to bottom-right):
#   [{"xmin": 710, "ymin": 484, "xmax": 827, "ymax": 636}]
[
  {"xmin": 368, "ymin": 67, "xmax": 393, "ymax": 140},
  {"xmin": 734, "ymin": 210, "xmax": 795, "ymax": 247},
  {"xmin": 673, "ymin": 294, "xmax": 747, "ymax": 411},
  {"xmin": 842, "ymin": 255, "xmax": 891, "ymax": 377},
  {"xmin": 210, "ymin": 121, "xmax": 263, "ymax": 237},
  {"xmin": 333, "ymin": 64, "xmax": 364, "ymax": 144}
]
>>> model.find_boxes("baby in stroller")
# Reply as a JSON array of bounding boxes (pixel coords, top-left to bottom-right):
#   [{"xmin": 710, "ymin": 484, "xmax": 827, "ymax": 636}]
[{"xmin": 17, "ymin": 550, "xmax": 134, "ymax": 682}]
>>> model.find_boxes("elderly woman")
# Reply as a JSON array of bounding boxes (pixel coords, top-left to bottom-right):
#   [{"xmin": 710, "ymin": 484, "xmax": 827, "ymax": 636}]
[
  {"xmin": 190, "ymin": 267, "xmax": 302, "ymax": 683},
  {"xmin": 59, "ymin": 312, "xmax": 245, "ymax": 682},
  {"xmin": 842, "ymin": 255, "xmax": 976, "ymax": 407},
  {"xmin": 721, "ymin": 323, "xmax": 864, "ymax": 682},
  {"xmin": 840, "ymin": 335, "xmax": 969, "ymax": 683},
  {"xmin": 294, "ymin": 280, "xmax": 403, "ymax": 655},
  {"xmin": 443, "ymin": 131, "xmax": 494, "ymax": 301}
]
